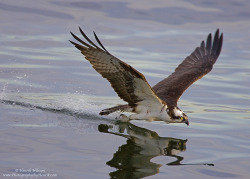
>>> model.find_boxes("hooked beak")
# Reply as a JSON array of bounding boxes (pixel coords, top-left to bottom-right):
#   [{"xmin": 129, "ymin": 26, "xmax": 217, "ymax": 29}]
[{"xmin": 182, "ymin": 115, "xmax": 189, "ymax": 126}]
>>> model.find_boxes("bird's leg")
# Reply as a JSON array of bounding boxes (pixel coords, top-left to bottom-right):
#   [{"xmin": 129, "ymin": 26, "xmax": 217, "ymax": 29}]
[
  {"xmin": 129, "ymin": 113, "xmax": 149, "ymax": 121},
  {"xmin": 129, "ymin": 113, "xmax": 156, "ymax": 122},
  {"xmin": 116, "ymin": 113, "xmax": 151, "ymax": 122},
  {"xmin": 115, "ymin": 114, "xmax": 130, "ymax": 122}
]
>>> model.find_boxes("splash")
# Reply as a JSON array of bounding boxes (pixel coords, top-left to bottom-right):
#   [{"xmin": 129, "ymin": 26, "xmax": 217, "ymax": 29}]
[{"xmin": 0, "ymin": 90, "xmax": 118, "ymax": 121}]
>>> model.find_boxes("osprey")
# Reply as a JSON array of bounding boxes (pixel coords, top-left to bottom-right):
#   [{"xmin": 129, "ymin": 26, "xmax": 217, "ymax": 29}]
[{"xmin": 70, "ymin": 28, "xmax": 223, "ymax": 125}]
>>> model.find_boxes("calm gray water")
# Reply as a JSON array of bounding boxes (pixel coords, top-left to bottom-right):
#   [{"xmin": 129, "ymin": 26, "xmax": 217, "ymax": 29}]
[{"xmin": 0, "ymin": 0, "xmax": 250, "ymax": 178}]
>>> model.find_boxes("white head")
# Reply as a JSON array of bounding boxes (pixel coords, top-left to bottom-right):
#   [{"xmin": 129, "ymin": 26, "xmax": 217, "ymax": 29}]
[{"xmin": 167, "ymin": 107, "xmax": 189, "ymax": 125}]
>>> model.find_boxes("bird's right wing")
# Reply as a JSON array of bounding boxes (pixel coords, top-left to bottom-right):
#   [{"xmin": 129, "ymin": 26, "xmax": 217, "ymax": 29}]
[
  {"xmin": 70, "ymin": 27, "xmax": 164, "ymax": 108},
  {"xmin": 153, "ymin": 29, "xmax": 223, "ymax": 108}
]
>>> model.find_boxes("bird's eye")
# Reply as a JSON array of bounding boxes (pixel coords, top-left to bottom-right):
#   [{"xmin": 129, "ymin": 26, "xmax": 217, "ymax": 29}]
[{"xmin": 180, "ymin": 117, "xmax": 183, "ymax": 120}]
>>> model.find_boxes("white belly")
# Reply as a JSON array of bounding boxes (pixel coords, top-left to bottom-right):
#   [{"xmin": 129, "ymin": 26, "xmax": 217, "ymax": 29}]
[{"xmin": 130, "ymin": 104, "xmax": 171, "ymax": 122}]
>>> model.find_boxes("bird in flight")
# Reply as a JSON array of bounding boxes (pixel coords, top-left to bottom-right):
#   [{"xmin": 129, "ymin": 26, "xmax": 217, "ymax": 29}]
[{"xmin": 70, "ymin": 27, "xmax": 223, "ymax": 125}]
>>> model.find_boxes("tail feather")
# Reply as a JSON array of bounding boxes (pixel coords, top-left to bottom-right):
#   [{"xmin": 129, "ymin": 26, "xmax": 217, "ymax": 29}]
[{"xmin": 99, "ymin": 104, "xmax": 131, "ymax": 115}]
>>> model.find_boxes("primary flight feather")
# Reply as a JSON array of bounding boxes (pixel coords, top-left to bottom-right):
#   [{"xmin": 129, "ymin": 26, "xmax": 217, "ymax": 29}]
[{"xmin": 70, "ymin": 27, "xmax": 223, "ymax": 125}]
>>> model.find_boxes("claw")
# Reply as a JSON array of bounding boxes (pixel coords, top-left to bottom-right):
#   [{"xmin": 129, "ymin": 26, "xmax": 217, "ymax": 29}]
[{"xmin": 115, "ymin": 114, "xmax": 130, "ymax": 122}]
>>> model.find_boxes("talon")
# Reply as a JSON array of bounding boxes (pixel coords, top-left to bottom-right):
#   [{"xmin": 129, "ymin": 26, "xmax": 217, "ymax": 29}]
[{"xmin": 116, "ymin": 114, "xmax": 130, "ymax": 122}]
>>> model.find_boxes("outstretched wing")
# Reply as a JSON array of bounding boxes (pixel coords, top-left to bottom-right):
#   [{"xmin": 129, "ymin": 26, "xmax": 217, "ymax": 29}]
[
  {"xmin": 153, "ymin": 29, "xmax": 223, "ymax": 108},
  {"xmin": 70, "ymin": 27, "xmax": 164, "ymax": 108}
]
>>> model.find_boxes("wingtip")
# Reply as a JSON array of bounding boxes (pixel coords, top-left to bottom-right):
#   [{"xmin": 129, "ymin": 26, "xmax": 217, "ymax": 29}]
[
  {"xmin": 93, "ymin": 31, "xmax": 98, "ymax": 39},
  {"xmin": 200, "ymin": 40, "xmax": 205, "ymax": 49},
  {"xmin": 206, "ymin": 33, "xmax": 212, "ymax": 50},
  {"xmin": 79, "ymin": 26, "xmax": 87, "ymax": 38},
  {"xmin": 216, "ymin": 28, "xmax": 220, "ymax": 34},
  {"xmin": 93, "ymin": 30, "xmax": 110, "ymax": 54},
  {"xmin": 69, "ymin": 40, "xmax": 78, "ymax": 46},
  {"xmin": 70, "ymin": 31, "xmax": 74, "ymax": 36},
  {"xmin": 220, "ymin": 33, "xmax": 223, "ymax": 41},
  {"xmin": 216, "ymin": 32, "xmax": 223, "ymax": 56},
  {"xmin": 214, "ymin": 29, "xmax": 219, "ymax": 39},
  {"xmin": 79, "ymin": 26, "xmax": 83, "ymax": 32},
  {"xmin": 70, "ymin": 31, "xmax": 78, "ymax": 39}
]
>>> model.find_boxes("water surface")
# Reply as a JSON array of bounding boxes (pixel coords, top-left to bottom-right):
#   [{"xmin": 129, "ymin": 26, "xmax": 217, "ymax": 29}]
[{"xmin": 0, "ymin": 0, "xmax": 250, "ymax": 178}]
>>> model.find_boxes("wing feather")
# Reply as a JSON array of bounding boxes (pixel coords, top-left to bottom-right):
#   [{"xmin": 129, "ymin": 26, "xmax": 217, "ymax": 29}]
[
  {"xmin": 70, "ymin": 27, "xmax": 164, "ymax": 108},
  {"xmin": 153, "ymin": 29, "xmax": 223, "ymax": 108}
]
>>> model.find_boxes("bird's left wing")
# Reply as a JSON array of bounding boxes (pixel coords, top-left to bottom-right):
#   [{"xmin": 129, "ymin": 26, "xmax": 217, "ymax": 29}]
[
  {"xmin": 70, "ymin": 27, "xmax": 164, "ymax": 109},
  {"xmin": 153, "ymin": 29, "xmax": 223, "ymax": 108}
]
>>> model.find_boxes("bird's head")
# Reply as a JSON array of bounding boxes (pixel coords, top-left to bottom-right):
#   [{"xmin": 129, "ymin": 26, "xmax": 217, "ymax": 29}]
[{"xmin": 168, "ymin": 107, "xmax": 189, "ymax": 125}]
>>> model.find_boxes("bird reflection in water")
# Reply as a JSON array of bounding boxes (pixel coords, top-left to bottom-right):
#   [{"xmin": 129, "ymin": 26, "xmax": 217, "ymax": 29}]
[{"xmin": 98, "ymin": 122, "xmax": 193, "ymax": 179}]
